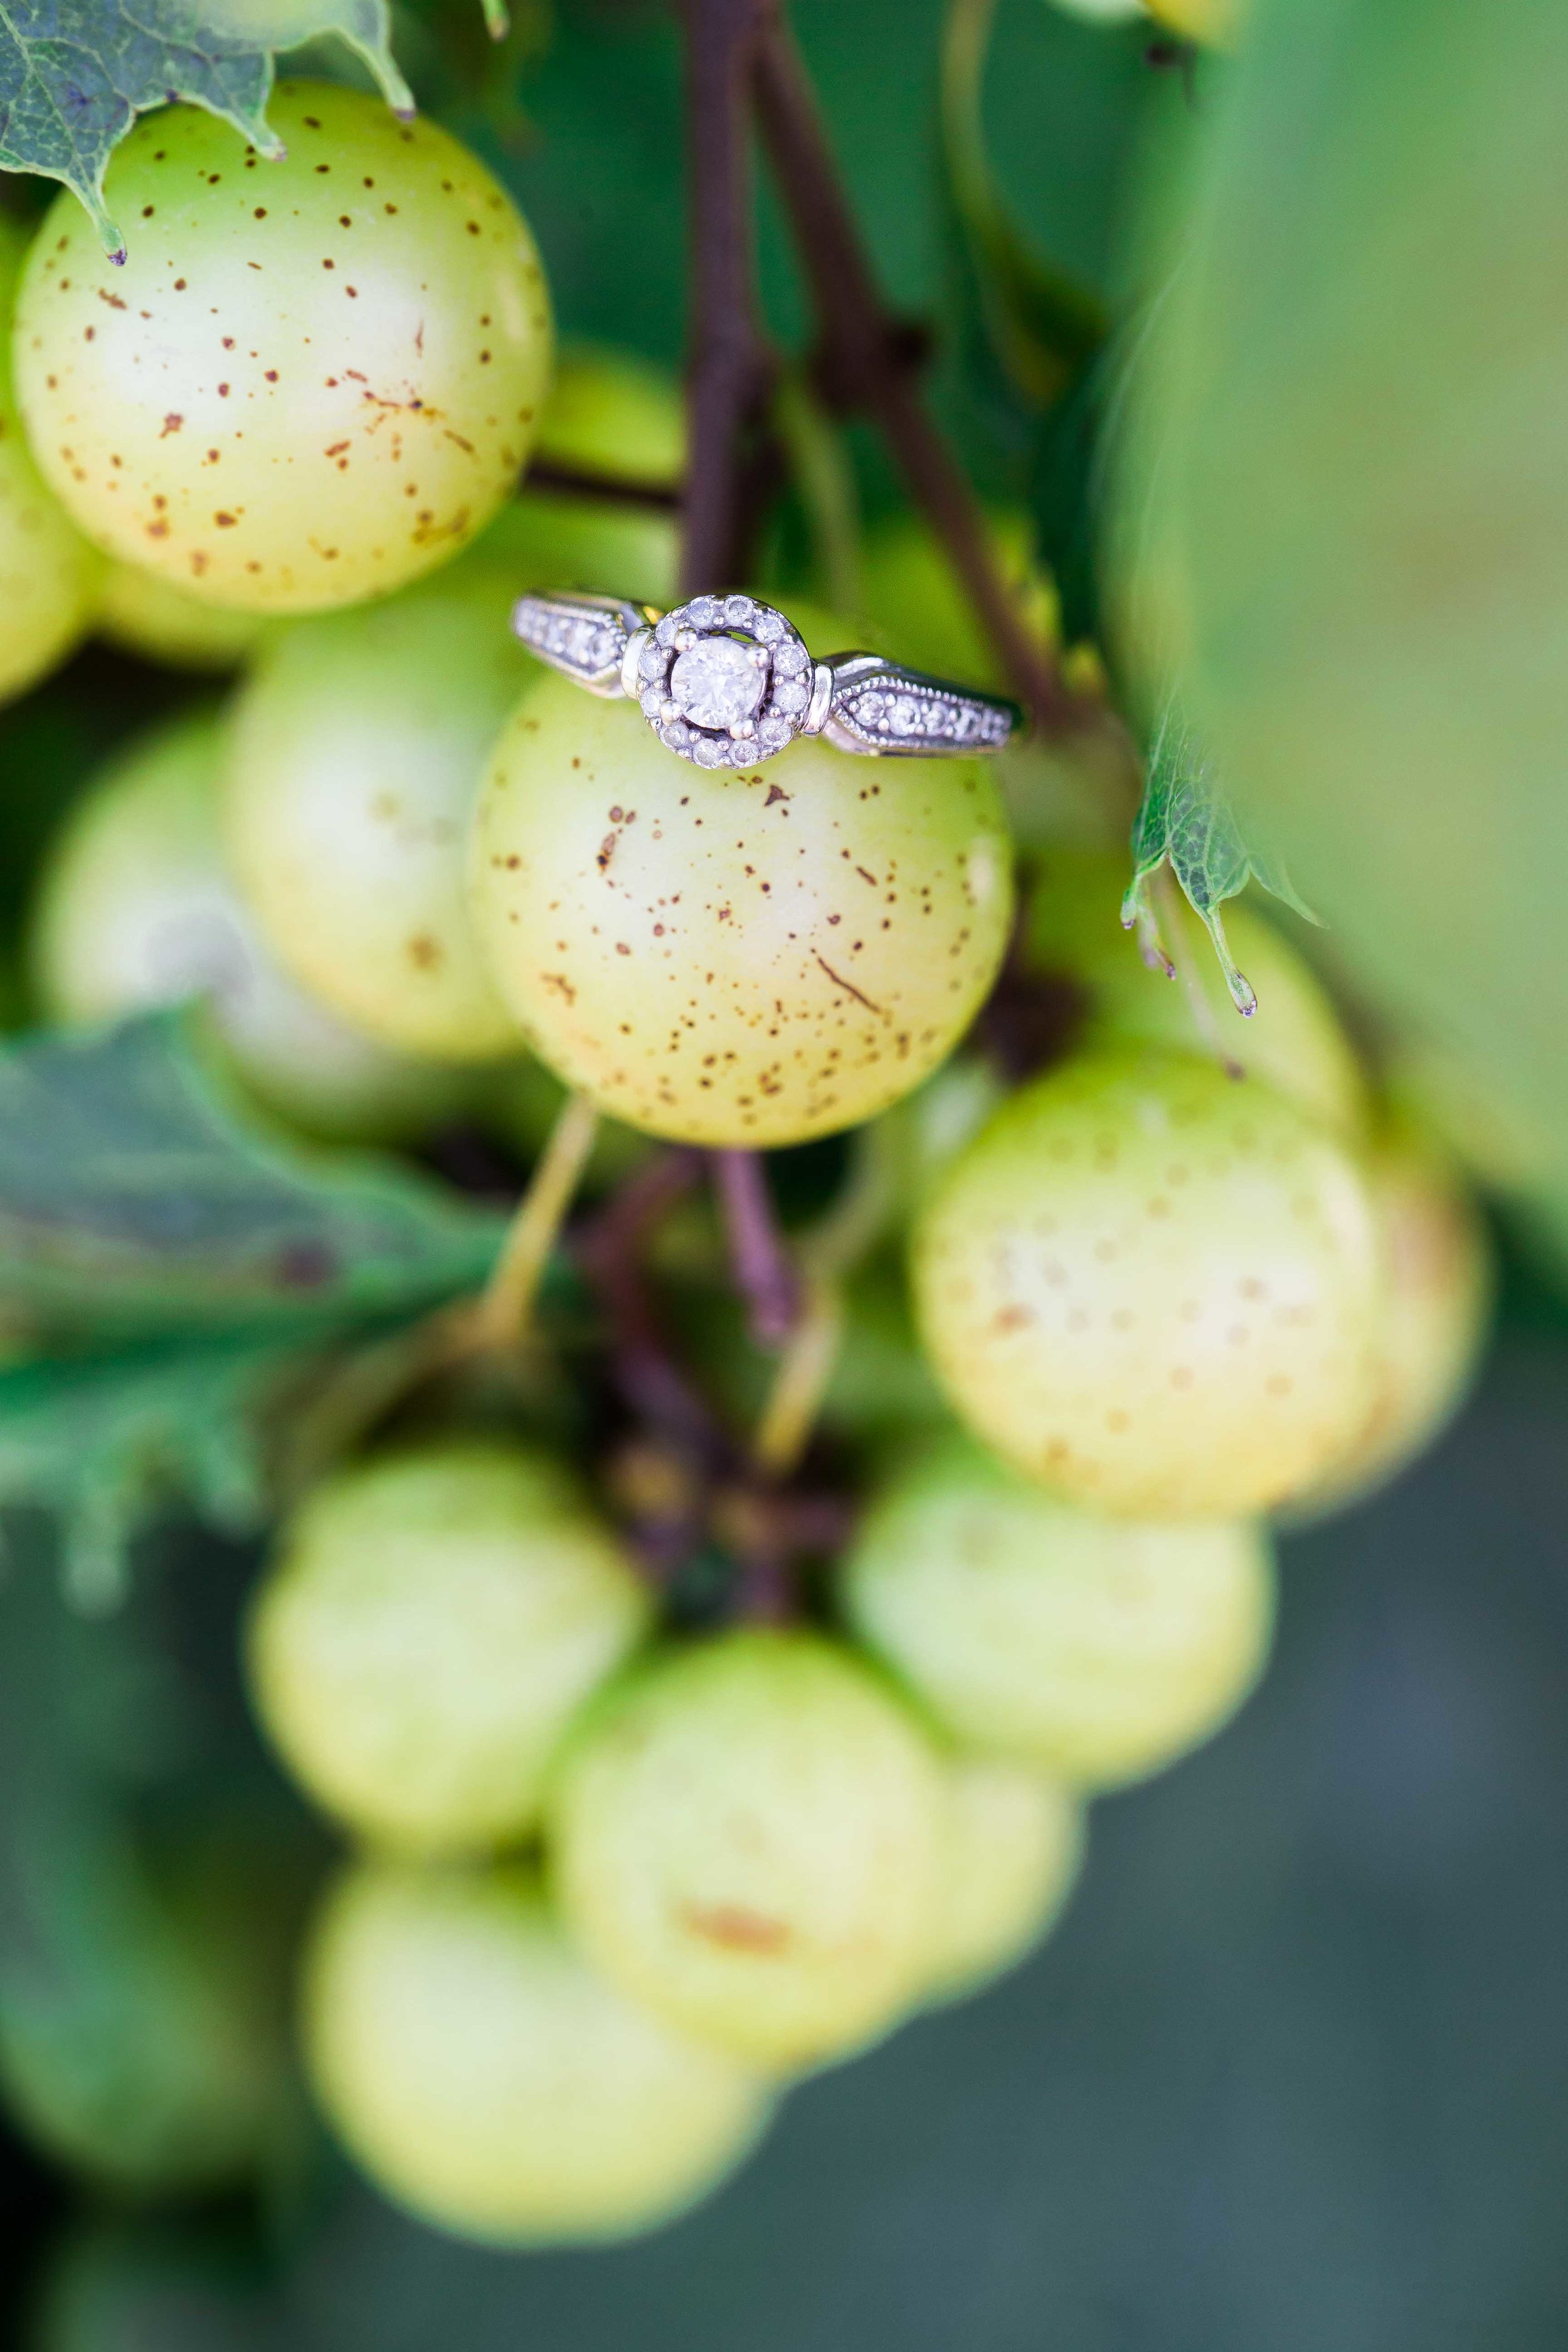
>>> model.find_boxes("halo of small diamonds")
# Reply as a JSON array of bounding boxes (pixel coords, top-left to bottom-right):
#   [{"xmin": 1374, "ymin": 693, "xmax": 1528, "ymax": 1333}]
[{"xmin": 636, "ymin": 595, "xmax": 812, "ymax": 769}]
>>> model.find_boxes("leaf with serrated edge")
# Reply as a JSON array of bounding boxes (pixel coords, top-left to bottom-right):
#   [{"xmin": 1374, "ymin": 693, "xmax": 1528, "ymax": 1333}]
[
  {"xmin": 1121, "ymin": 696, "xmax": 1315, "ymax": 1015},
  {"xmin": 0, "ymin": 1012, "xmax": 502, "ymax": 1338},
  {"xmin": 0, "ymin": 0, "xmax": 415, "ymax": 256}
]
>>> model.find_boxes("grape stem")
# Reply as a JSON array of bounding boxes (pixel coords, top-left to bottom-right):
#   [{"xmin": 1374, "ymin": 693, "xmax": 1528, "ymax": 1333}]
[
  {"xmin": 751, "ymin": 21, "xmax": 1109, "ymax": 743},
  {"xmin": 712, "ymin": 1148, "xmax": 802, "ymax": 1345},
  {"xmin": 474, "ymin": 1091, "xmax": 601, "ymax": 1354}
]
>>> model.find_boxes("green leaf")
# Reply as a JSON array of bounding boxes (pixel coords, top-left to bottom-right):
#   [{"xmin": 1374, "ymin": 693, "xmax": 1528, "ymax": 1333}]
[
  {"xmin": 1121, "ymin": 694, "xmax": 1314, "ymax": 1014},
  {"xmin": 0, "ymin": 1332, "xmax": 321, "ymax": 1610},
  {"xmin": 0, "ymin": 1012, "xmax": 502, "ymax": 1339},
  {"xmin": 0, "ymin": 0, "xmax": 415, "ymax": 256},
  {"xmin": 1121, "ymin": 0, "xmax": 1568, "ymax": 1260}
]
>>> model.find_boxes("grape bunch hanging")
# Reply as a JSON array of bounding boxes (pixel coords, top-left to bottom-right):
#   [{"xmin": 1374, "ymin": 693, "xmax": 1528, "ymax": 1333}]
[{"xmin": 0, "ymin": 13, "xmax": 1491, "ymax": 2254}]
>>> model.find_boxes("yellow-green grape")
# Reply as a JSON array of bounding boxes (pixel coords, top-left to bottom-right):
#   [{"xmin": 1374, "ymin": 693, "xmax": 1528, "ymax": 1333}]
[
  {"xmin": 247, "ymin": 1441, "xmax": 652, "ymax": 1855},
  {"xmin": 97, "ymin": 559, "xmax": 272, "ymax": 670},
  {"xmin": 1024, "ymin": 846, "xmax": 1372, "ymax": 1140},
  {"xmin": 913, "ymin": 1049, "xmax": 1384, "ymax": 1517},
  {"xmin": 28, "ymin": 709, "xmax": 463, "ymax": 1145},
  {"xmin": 841, "ymin": 1435, "xmax": 1275, "ymax": 1787},
  {"xmin": 926, "ymin": 1759, "xmax": 1083, "ymax": 2005},
  {"xmin": 14, "ymin": 83, "xmax": 553, "ymax": 613},
  {"xmin": 551, "ymin": 1628, "xmax": 946, "ymax": 2071},
  {"xmin": 1293, "ymin": 1119, "xmax": 1493, "ymax": 1517},
  {"xmin": 532, "ymin": 342, "xmax": 686, "ymax": 491},
  {"xmin": 1143, "ymin": 0, "xmax": 1241, "ymax": 41},
  {"xmin": 304, "ymin": 1860, "xmax": 768, "ymax": 2246},
  {"xmin": 0, "ymin": 215, "xmax": 100, "ymax": 706},
  {"xmin": 225, "ymin": 569, "xmax": 529, "ymax": 1061},
  {"xmin": 468, "ymin": 482, "xmax": 679, "ymax": 610},
  {"xmin": 859, "ymin": 509, "xmax": 1056, "ymax": 692},
  {"xmin": 469, "ymin": 667, "xmax": 1014, "ymax": 1148}
]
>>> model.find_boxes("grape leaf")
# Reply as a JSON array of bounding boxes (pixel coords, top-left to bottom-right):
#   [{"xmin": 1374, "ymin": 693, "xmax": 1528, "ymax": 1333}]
[
  {"xmin": 1121, "ymin": 694, "xmax": 1315, "ymax": 1014},
  {"xmin": 0, "ymin": 1331, "xmax": 316, "ymax": 1611},
  {"xmin": 0, "ymin": 0, "xmax": 416, "ymax": 257},
  {"xmin": 0, "ymin": 1012, "xmax": 502, "ymax": 1338}
]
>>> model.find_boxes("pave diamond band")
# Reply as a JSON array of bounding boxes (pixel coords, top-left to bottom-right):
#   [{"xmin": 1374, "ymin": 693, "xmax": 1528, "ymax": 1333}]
[{"xmin": 511, "ymin": 590, "xmax": 1022, "ymax": 768}]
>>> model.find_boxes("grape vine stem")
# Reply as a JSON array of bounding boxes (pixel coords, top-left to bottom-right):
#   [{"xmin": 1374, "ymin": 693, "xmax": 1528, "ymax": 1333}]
[{"xmin": 474, "ymin": 1090, "xmax": 601, "ymax": 1353}]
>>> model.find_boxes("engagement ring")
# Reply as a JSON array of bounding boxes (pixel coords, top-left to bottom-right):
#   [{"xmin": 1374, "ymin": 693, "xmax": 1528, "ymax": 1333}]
[{"xmin": 511, "ymin": 590, "xmax": 1023, "ymax": 769}]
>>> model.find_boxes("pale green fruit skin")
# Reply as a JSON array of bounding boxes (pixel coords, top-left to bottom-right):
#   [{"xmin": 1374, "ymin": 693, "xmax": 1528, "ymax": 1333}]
[
  {"xmin": 467, "ymin": 480, "xmax": 678, "ymax": 609},
  {"xmin": 551, "ymin": 1629, "xmax": 947, "ymax": 2070},
  {"xmin": 926, "ymin": 1759, "xmax": 1083, "ymax": 2005},
  {"xmin": 913, "ymin": 1049, "xmax": 1384, "ymax": 1517},
  {"xmin": 304, "ymin": 1860, "xmax": 768, "ymax": 2246},
  {"xmin": 225, "ymin": 568, "xmax": 529, "ymax": 1061},
  {"xmin": 532, "ymin": 342, "xmax": 686, "ymax": 491},
  {"xmin": 0, "ymin": 216, "xmax": 100, "ymax": 705},
  {"xmin": 1025, "ymin": 847, "xmax": 1371, "ymax": 1140},
  {"xmin": 97, "ymin": 558, "xmax": 272, "ymax": 669},
  {"xmin": 14, "ymin": 83, "xmax": 552, "ymax": 613},
  {"xmin": 29, "ymin": 708, "xmax": 462, "ymax": 1145},
  {"xmin": 1292, "ymin": 1119, "xmax": 1493, "ymax": 1518},
  {"xmin": 469, "ymin": 673, "xmax": 1014, "ymax": 1148},
  {"xmin": 842, "ymin": 1435, "xmax": 1275, "ymax": 1787},
  {"xmin": 248, "ymin": 1441, "xmax": 652, "ymax": 1855}
]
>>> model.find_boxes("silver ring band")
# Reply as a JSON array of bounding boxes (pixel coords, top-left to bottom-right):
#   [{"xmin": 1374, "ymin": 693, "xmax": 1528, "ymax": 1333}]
[{"xmin": 511, "ymin": 589, "xmax": 1022, "ymax": 769}]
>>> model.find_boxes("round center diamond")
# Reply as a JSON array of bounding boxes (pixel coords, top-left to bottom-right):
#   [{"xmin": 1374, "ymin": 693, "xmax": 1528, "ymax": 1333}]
[{"xmin": 669, "ymin": 634, "xmax": 766, "ymax": 732}]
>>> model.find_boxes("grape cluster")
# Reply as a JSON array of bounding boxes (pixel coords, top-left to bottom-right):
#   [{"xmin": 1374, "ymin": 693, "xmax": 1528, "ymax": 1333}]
[{"xmin": 3, "ymin": 85, "xmax": 1493, "ymax": 2249}]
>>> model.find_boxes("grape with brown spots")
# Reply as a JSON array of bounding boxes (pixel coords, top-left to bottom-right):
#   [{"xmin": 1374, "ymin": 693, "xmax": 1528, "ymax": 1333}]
[
  {"xmin": 840, "ymin": 1434, "xmax": 1274, "ymax": 1787},
  {"xmin": 224, "ymin": 568, "xmax": 529, "ymax": 1061},
  {"xmin": 912, "ymin": 1049, "xmax": 1385, "ymax": 1516},
  {"xmin": 13, "ymin": 83, "xmax": 552, "ymax": 615},
  {"xmin": 304, "ymin": 1859, "xmax": 769, "ymax": 2246},
  {"xmin": 549, "ymin": 1628, "xmax": 947, "ymax": 2070},
  {"xmin": 0, "ymin": 215, "xmax": 101, "ymax": 706},
  {"xmin": 467, "ymin": 637, "xmax": 1015, "ymax": 1148}
]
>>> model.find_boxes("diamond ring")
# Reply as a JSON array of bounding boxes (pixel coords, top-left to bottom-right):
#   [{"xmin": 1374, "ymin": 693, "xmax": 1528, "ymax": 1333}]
[{"xmin": 511, "ymin": 589, "xmax": 1023, "ymax": 770}]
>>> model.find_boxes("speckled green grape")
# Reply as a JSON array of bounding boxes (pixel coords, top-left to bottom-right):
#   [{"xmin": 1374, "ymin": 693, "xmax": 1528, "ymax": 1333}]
[
  {"xmin": 97, "ymin": 559, "xmax": 272, "ymax": 669},
  {"xmin": 1024, "ymin": 846, "xmax": 1370, "ymax": 1140},
  {"xmin": 913, "ymin": 1050, "xmax": 1384, "ymax": 1517},
  {"xmin": 29, "ymin": 708, "xmax": 462, "ymax": 1146},
  {"xmin": 13, "ymin": 83, "xmax": 552, "ymax": 613},
  {"xmin": 225, "ymin": 568, "xmax": 529, "ymax": 1061},
  {"xmin": 304, "ymin": 1860, "xmax": 768, "ymax": 2245},
  {"xmin": 465, "ymin": 482, "xmax": 679, "ymax": 611},
  {"xmin": 1293, "ymin": 1118, "xmax": 1493, "ymax": 1518},
  {"xmin": 926, "ymin": 1759, "xmax": 1083, "ymax": 2005},
  {"xmin": 247, "ymin": 1442, "xmax": 651, "ymax": 1855},
  {"xmin": 551, "ymin": 1629, "xmax": 946, "ymax": 2070},
  {"xmin": 842, "ymin": 1436, "xmax": 1275, "ymax": 1786},
  {"xmin": 532, "ymin": 342, "xmax": 686, "ymax": 491},
  {"xmin": 468, "ymin": 655, "xmax": 1014, "ymax": 1148},
  {"xmin": 0, "ymin": 215, "xmax": 100, "ymax": 706}
]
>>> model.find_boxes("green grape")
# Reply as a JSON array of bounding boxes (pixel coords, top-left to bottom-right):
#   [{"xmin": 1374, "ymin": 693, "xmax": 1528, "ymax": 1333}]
[
  {"xmin": 29, "ymin": 708, "xmax": 463, "ymax": 1146},
  {"xmin": 1292, "ymin": 1117, "xmax": 1493, "ymax": 1518},
  {"xmin": 97, "ymin": 558, "xmax": 272, "ymax": 670},
  {"xmin": 913, "ymin": 1048, "xmax": 1384, "ymax": 1517},
  {"xmin": 841, "ymin": 1434, "xmax": 1275, "ymax": 1787},
  {"xmin": 532, "ymin": 342, "xmax": 686, "ymax": 491},
  {"xmin": 925, "ymin": 1758, "xmax": 1083, "ymax": 2006},
  {"xmin": 859, "ymin": 509, "xmax": 1056, "ymax": 693},
  {"xmin": 0, "ymin": 215, "xmax": 100, "ymax": 706},
  {"xmin": 304, "ymin": 1858, "xmax": 769, "ymax": 2246},
  {"xmin": 550, "ymin": 1628, "xmax": 947, "ymax": 2071},
  {"xmin": 0, "ymin": 1810, "xmax": 304, "ymax": 2199},
  {"xmin": 1024, "ymin": 845, "xmax": 1372, "ymax": 1139},
  {"xmin": 224, "ymin": 568, "xmax": 530, "ymax": 1061},
  {"xmin": 248, "ymin": 1441, "xmax": 652, "ymax": 1855},
  {"xmin": 468, "ymin": 648, "xmax": 1014, "ymax": 1149},
  {"xmin": 465, "ymin": 482, "xmax": 679, "ymax": 611},
  {"xmin": 13, "ymin": 83, "xmax": 553, "ymax": 613}
]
